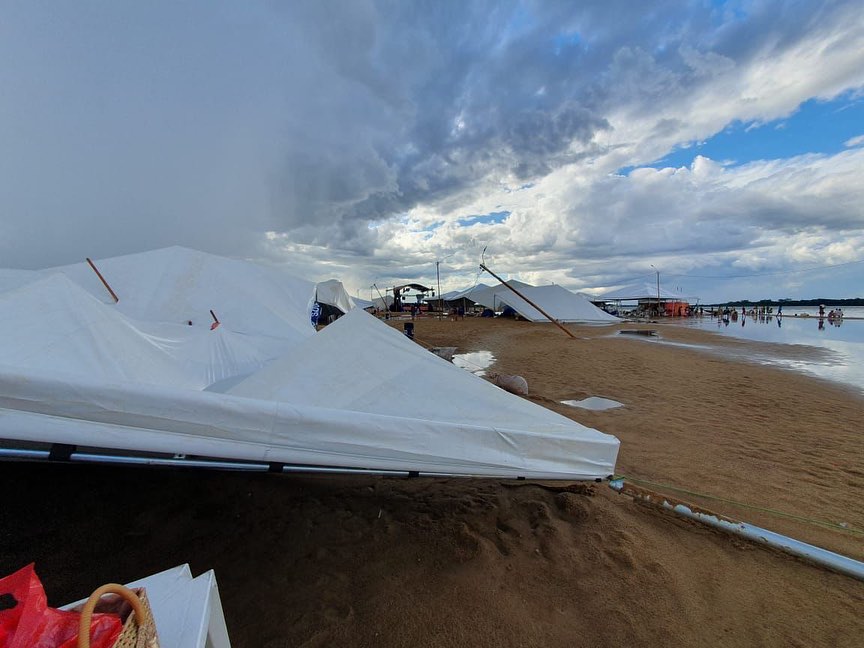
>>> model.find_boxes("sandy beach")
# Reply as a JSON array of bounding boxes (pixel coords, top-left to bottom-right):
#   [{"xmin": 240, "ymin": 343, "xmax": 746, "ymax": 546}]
[{"xmin": 2, "ymin": 316, "xmax": 862, "ymax": 646}]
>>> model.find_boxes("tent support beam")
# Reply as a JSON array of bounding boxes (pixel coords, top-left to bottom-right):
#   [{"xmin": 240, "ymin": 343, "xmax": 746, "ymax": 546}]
[
  {"xmin": 609, "ymin": 479, "xmax": 864, "ymax": 582},
  {"xmin": 86, "ymin": 257, "xmax": 119, "ymax": 303},
  {"xmin": 479, "ymin": 263, "xmax": 576, "ymax": 339},
  {"xmin": 0, "ymin": 447, "xmax": 603, "ymax": 481}
]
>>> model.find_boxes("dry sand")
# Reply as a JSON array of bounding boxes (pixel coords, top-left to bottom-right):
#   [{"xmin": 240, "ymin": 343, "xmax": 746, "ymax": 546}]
[{"xmin": 2, "ymin": 316, "xmax": 863, "ymax": 646}]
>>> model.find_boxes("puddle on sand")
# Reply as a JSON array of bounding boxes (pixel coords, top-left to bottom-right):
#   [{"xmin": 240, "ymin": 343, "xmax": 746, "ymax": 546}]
[
  {"xmin": 452, "ymin": 350, "xmax": 495, "ymax": 376},
  {"xmin": 562, "ymin": 397, "xmax": 624, "ymax": 411}
]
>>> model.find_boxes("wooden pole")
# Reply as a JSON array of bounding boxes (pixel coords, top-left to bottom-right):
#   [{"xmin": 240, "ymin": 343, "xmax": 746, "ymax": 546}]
[
  {"xmin": 479, "ymin": 263, "xmax": 576, "ymax": 339},
  {"xmin": 85, "ymin": 258, "xmax": 119, "ymax": 303}
]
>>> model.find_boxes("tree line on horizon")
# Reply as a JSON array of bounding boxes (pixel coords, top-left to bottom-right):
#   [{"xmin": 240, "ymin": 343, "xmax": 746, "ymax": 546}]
[{"xmin": 710, "ymin": 298, "xmax": 864, "ymax": 307}]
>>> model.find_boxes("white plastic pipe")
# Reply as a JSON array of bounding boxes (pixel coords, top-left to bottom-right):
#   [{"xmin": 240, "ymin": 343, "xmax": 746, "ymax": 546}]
[{"xmin": 609, "ymin": 479, "xmax": 864, "ymax": 581}]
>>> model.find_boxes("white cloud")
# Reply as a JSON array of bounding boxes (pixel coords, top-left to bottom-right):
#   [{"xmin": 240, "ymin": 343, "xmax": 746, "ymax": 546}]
[
  {"xmin": 845, "ymin": 134, "xmax": 864, "ymax": 147},
  {"xmin": 1, "ymin": 1, "xmax": 863, "ymax": 302}
]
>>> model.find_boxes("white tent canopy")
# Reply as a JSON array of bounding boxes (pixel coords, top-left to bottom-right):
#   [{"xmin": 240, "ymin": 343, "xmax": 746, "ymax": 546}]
[
  {"xmin": 0, "ymin": 273, "xmax": 300, "ymax": 390},
  {"xmin": 227, "ymin": 309, "xmax": 618, "ymax": 477},
  {"xmin": 370, "ymin": 294, "xmax": 394, "ymax": 310},
  {"xmin": 351, "ymin": 295, "xmax": 375, "ymax": 310},
  {"xmin": 425, "ymin": 283, "xmax": 493, "ymax": 304},
  {"xmin": 45, "ymin": 246, "xmax": 318, "ymax": 341},
  {"xmin": 470, "ymin": 282, "xmax": 620, "ymax": 323},
  {"xmin": 598, "ymin": 283, "xmax": 694, "ymax": 301},
  {"xmin": 0, "ymin": 247, "xmax": 619, "ymax": 479}
]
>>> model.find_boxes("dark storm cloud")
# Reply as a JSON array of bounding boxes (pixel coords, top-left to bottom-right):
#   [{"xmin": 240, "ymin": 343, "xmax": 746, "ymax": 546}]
[
  {"xmin": 0, "ymin": 0, "xmax": 862, "ymax": 304},
  {"xmin": 265, "ymin": 0, "xmax": 623, "ymax": 239}
]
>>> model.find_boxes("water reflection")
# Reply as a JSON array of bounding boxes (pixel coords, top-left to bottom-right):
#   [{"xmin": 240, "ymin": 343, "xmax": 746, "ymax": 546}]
[{"xmin": 674, "ymin": 310, "xmax": 864, "ymax": 393}]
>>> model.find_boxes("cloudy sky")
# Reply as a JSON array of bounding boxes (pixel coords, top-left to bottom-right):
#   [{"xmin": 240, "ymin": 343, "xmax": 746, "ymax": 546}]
[{"xmin": 1, "ymin": 0, "xmax": 863, "ymax": 303}]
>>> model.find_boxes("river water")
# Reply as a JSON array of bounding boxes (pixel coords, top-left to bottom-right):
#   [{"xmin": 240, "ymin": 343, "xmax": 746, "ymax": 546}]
[{"xmin": 670, "ymin": 306, "xmax": 864, "ymax": 393}]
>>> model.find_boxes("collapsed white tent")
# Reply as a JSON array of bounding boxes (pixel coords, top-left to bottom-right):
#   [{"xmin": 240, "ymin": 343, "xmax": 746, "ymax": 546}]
[
  {"xmin": 451, "ymin": 283, "xmax": 492, "ymax": 301},
  {"xmin": 0, "ymin": 247, "xmax": 619, "ymax": 479},
  {"xmin": 0, "ymin": 273, "xmax": 298, "ymax": 390},
  {"xmin": 470, "ymin": 281, "xmax": 620, "ymax": 323},
  {"xmin": 0, "ymin": 274, "xmax": 195, "ymax": 387},
  {"xmin": 45, "ymin": 246, "xmax": 318, "ymax": 342},
  {"xmin": 351, "ymin": 295, "xmax": 375, "ymax": 310}
]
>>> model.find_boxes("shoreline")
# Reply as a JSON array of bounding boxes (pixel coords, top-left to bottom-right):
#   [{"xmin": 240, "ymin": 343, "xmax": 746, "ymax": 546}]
[{"xmin": 652, "ymin": 322, "xmax": 863, "ymax": 397}]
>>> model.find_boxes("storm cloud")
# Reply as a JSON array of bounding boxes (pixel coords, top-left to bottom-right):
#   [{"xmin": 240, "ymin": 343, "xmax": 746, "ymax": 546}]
[{"xmin": 1, "ymin": 1, "xmax": 863, "ymax": 301}]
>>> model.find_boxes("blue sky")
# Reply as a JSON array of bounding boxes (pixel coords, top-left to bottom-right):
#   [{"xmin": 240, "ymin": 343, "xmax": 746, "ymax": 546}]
[
  {"xmin": 1, "ymin": 1, "xmax": 863, "ymax": 303},
  {"xmin": 652, "ymin": 93, "xmax": 864, "ymax": 170}
]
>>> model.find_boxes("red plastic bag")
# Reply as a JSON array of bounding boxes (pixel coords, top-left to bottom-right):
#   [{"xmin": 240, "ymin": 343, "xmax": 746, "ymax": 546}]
[{"xmin": 0, "ymin": 564, "xmax": 122, "ymax": 648}]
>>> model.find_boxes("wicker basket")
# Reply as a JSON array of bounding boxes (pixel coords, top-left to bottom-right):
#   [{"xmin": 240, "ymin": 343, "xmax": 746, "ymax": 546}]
[{"xmin": 77, "ymin": 583, "xmax": 160, "ymax": 648}]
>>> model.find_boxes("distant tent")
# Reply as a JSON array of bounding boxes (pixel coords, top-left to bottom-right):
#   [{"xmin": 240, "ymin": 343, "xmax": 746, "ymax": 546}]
[
  {"xmin": 351, "ymin": 295, "xmax": 375, "ymax": 310},
  {"xmin": 227, "ymin": 309, "xmax": 619, "ymax": 478},
  {"xmin": 597, "ymin": 283, "xmax": 692, "ymax": 301},
  {"xmin": 425, "ymin": 283, "xmax": 493, "ymax": 312},
  {"xmin": 470, "ymin": 282, "xmax": 620, "ymax": 323},
  {"xmin": 451, "ymin": 283, "xmax": 492, "ymax": 301},
  {"xmin": 371, "ymin": 295, "xmax": 394, "ymax": 311}
]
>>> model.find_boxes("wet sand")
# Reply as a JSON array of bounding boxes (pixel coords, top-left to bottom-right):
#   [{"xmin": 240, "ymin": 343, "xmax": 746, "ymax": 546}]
[{"xmin": 2, "ymin": 316, "xmax": 862, "ymax": 646}]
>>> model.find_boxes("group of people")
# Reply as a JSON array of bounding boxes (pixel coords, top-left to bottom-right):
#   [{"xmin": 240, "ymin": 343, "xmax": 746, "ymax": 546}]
[
  {"xmin": 818, "ymin": 304, "xmax": 844, "ymax": 320},
  {"xmin": 715, "ymin": 304, "xmax": 781, "ymax": 328},
  {"xmin": 714, "ymin": 303, "xmax": 845, "ymax": 329}
]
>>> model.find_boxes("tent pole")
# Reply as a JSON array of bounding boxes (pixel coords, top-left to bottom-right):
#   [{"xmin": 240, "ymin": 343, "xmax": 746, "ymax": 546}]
[
  {"xmin": 436, "ymin": 260, "xmax": 442, "ymax": 320},
  {"xmin": 372, "ymin": 283, "xmax": 388, "ymax": 313},
  {"xmin": 610, "ymin": 479, "xmax": 864, "ymax": 582},
  {"xmin": 86, "ymin": 257, "xmax": 119, "ymax": 303},
  {"xmin": 479, "ymin": 263, "xmax": 576, "ymax": 339}
]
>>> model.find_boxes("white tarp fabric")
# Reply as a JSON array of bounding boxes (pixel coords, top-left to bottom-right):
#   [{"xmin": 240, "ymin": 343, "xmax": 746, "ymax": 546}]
[
  {"xmin": 0, "ymin": 273, "xmax": 297, "ymax": 389},
  {"xmin": 45, "ymin": 246, "xmax": 318, "ymax": 341},
  {"xmin": 470, "ymin": 282, "xmax": 620, "ymax": 323},
  {"xmin": 351, "ymin": 295, "xmax": 375, "ymax": 310},
  {"xmin": 315, "ymin": 279, "xmax": 355, "ymax": 314},
  {"xmin": 451, "ymin": 283, "xmax": 492, "ymax": 301},
  {"xmin": 371, "ymin": 295, "xmax": 394, "ymax": 310},
  {"xmin": 0, "ymin": 247, "xmax": 620, "ymax": 479},
  {"xmin": 425, "ymin": 284, "xmax": 492, "ymax": 304}
]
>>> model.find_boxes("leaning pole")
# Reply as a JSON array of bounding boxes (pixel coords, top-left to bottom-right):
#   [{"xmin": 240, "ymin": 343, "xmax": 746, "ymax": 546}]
[{"xmin": 479, "ymin": 263, "xmax": 576, "ymax": 339}]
